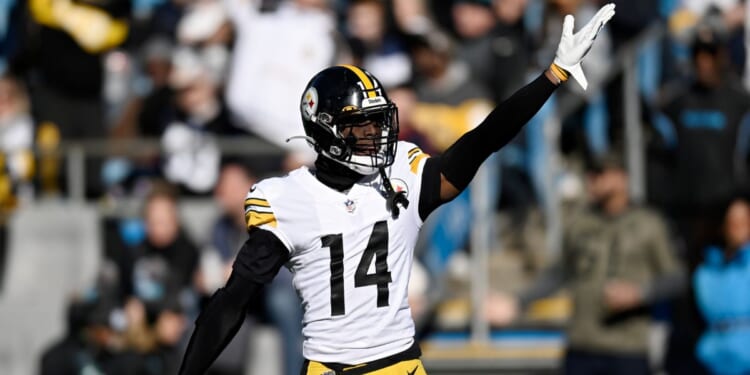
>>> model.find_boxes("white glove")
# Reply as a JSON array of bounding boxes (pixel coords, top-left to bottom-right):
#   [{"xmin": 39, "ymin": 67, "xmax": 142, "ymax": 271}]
[{"xmin": 552, "ymin": 3, "xmax": 616, "ymax": 90}]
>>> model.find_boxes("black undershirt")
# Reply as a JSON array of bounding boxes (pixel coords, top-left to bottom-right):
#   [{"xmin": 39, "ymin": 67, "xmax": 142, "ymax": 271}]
[
  {"xmin": 178, "ymin": 72, "xmax": 558, "ymax": 375},
  {"xmin": 313, "ymin": 155, "xmax": 364, "ymax": 192}
]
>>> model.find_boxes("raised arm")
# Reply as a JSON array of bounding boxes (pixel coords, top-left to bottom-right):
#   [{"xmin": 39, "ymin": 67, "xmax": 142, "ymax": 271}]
[
  {"xmin": 178, "ymin": 228, "xmax": 289, "ymax": 375},
  {"xmin": 417, "ymin": 4, "xmax": 616, "ymax": 219}
]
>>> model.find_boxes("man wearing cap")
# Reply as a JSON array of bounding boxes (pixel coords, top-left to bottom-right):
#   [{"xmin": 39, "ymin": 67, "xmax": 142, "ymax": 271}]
[{"xmin": 488, "ymin": 152, "xmax": 685, "ymax": 375}]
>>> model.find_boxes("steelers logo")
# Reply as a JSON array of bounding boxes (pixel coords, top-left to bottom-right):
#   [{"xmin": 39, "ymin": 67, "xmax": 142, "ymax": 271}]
[
  {"xmin": 301, "ymin": 87, "xmax": 318, "ymax": 120},
  {"xmin": 391, "ymin": 178, "xmax": 409, "ymax": 199}
]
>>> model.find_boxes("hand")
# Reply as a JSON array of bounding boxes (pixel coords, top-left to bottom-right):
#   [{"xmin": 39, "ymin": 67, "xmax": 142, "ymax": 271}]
[
  {"xmin": 603, "ymin": 279, "xmax": 642, "ymax": 312},
  {"xmin": 155, "ymin": 310, "xmax": 187, "ymax": 346},
  {"xmin": 553, "ymin": 3, "xmax": 616, "ymax": 90},
  {"xmin": 124, "ymin": 297, "xmax": 146, "ymax": 327},
  {"xmin": 484, "ymin": 292, "xmax": 520, "ymax": 326}
]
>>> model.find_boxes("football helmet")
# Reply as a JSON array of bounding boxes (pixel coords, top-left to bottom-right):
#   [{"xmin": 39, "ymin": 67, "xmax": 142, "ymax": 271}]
[{"xmin": 299, "ymin": 65, "xmax": 399, "ymax": 175}]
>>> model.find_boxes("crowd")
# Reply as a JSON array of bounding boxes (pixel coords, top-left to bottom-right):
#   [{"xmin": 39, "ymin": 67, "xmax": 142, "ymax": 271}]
[{"xmin": 0, "ymin": 0, "xmax": 746, "ymax": 373}]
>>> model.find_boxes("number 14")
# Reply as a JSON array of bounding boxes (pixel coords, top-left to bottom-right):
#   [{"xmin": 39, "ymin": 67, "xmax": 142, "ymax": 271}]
[{"xmin": 322, "ymin": 221, "xmax": 392, "ymax": 316}]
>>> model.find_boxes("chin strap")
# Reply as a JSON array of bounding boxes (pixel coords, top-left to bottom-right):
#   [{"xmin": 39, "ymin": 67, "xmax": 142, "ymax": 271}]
[{"xmin": 379, "ymin": 167, "xmax": 409, "ymax": 219}]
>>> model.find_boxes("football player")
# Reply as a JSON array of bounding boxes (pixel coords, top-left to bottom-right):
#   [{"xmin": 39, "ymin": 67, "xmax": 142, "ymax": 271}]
[{"xmin": 179, "ymin": 4, "xmax": 615, "ymax": 374}]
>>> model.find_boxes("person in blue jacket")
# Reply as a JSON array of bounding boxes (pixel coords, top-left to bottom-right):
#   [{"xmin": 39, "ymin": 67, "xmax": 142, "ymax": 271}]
[{"xmin": 694, "ymin": 196, "xmax": 750, "ymax": 375}]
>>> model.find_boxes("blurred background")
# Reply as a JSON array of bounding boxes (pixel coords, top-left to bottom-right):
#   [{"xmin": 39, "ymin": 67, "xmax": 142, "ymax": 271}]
[{"xmin": 0, "ymin": 0, "xmax": 749, "ymax": 374}]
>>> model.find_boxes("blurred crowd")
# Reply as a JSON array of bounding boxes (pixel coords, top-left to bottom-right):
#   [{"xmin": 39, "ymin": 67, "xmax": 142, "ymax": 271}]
[{"xmin": 0, "ymin": 0, "xmax": 747, "ymax": 374}]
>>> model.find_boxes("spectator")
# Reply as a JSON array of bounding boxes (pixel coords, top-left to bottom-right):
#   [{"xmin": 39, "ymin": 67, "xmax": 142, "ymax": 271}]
[
  {"xmin": 0, "ymin": 0, "xmax": 23, "ymax": 74},
  {"xmin": 123, "ymin": 296, "xmax": 188, "ymax": 375},
  {"xmin": 132, "ymin": 182, "xmax": 200, "ymax": 301},
  {"xmin": 0, "ymin": 74, "xmax": 34, "ymax": 286},
  {"xmin": 693, "ymin": 197, "xmax": 750, "ymax": 375},
  {"xmin": 389, "ymin": 83, "xmax": 435, "ymax": 155},
  {"xmin": 451, "ymin": 0, "xmax": 534, "ymax": 228},
  {"xmin": 224, "ymin": 0, "xmax": 342, "ymax": 170},
  {"xmin": 161, "ymin": 47, "xmax": 240, "ymax": 194},
  {"xmin": 453, "ymin": 0, "xmax": 529, "ymax": 103},
  {"xmin": 653, "ymin": 27, "xmax": 750, "ymax": 283},
  {"xmin": 391, "ymin": 0, "xmax": 433, "ymax": 34},
  {"xmin": 407, "ymin": 30, "xmax": 493, "ymax": 151},
  {"xmin": 606, "ymin": 0, "xmax": 661, "ymax": 48},
  {"xmin": 102, "ymin": 36, "xmax": 174, "ymax": 196},
  {"xmin": 175, "ymin": 0, "xmax": 232, "ymax": 83},
  {"xmin": 119, "ymin": 183, "xmax": 197, "ymax": 373},
  {"xmin": 487, "ymin": 151, "xmax": 685, "ymax": 375},
  {"xmin": 406, "ymin": 30, "xmax": 494, "ymax": 304},
  {"xmin": 345, "ymin": 0, "xmax": 412, "ymax": 88},
  {"xmin": 0, "ymin": 75, "xmax": 33, "ymax": 208},
  {"xmin": 41, "ymin": 270, "xmax": 148, "ymax": 375},
  {"xmin": 20, "ymin": 0, "xmax": 130, "ymax": 139},
  {"xmin": 118, "ymin": 35, "xmax": 175, "ymax": 139}
]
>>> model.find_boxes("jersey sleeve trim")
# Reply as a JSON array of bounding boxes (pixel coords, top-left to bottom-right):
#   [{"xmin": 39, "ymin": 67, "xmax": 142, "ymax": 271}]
[
  {"xmin": 242, "ymin": 184, "xmax": 294, "ymax": 254},
  {"xmin": 407, "ymin": 147, "xmax": 429, "ymax": 175},
  {"xmin": 244, "ymin": 197, "xmax": 278, "ymax": 229}
]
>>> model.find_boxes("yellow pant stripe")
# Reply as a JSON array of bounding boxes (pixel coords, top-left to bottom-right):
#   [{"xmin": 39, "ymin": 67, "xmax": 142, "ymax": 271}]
[{"xmin": 304, "ymin": 359, "xmax": 427, "ymax": 375}]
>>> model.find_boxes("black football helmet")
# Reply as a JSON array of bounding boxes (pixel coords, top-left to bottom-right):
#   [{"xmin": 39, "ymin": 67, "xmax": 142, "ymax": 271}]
[{"xmin": 299, "ymin": 65, "xmax": 399, "ymax": 175}]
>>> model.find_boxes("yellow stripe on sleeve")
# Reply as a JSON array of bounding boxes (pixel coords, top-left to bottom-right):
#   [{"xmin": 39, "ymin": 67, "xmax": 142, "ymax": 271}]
[
  {"xmin": 410, "ymin": 153, "xmax": 429, "ymax": 174},
  {"xmin": 246, "ymin": 210, "xmax": 277, "ymax": 229},
  {"xmin": 244, "ymin": 198, "xmax": 270, "ymax": 208}
]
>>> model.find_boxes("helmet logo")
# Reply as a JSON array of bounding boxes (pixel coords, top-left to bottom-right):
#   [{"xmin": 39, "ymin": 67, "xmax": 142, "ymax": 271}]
[
  {"xmin": 301, "ymin": 87, "xmax": 318, "ymax": 120},
  {"xmin": 329, "ymin": 145, "xmax": 342, "ymax": 156},
  {"xmin": 362, "ymin": 96, "xmax": 387, "ymax": 108}
]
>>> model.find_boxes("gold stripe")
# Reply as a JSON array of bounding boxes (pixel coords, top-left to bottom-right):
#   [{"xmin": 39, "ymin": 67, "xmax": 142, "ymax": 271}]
[
  {"xmin": 410, "ymin": 153, "xmax": 429, "ymax": 174},
  {"xmin": 246, "ymin": 211, "xmax": 277, "ymax": 228},
  {"xmin": 305, "ymin": 361, "xmax": 333, "ymax": 374},
  {"xmin": 244, "ymin": 198, "xmax": 270, "ymax": 207},
  {"xmin": 340, "ymin": 64, "xmax": 376, "ymax": 98},
  {"xmin": 550, "ymin": 63, "xmax": 569, "ymax": 82},
  {"xmin": 407, "ymin": 147, "xmax": 421, "ymax": 157},
  {"xmin": 342, "ymin": 363, "xmax": 368, "ymax": 371}
]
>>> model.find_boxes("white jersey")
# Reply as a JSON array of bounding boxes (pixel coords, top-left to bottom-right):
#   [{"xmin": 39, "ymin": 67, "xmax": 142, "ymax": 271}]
[{"xmin": 244, "ymin": 141, "xmax": 429, "ymax": 364}]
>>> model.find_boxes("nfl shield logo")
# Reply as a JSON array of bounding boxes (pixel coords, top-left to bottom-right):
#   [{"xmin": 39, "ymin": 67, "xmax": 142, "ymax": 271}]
[{"xmin": 344, "ymin": 199, "xmax": 356, "ymax": 213}]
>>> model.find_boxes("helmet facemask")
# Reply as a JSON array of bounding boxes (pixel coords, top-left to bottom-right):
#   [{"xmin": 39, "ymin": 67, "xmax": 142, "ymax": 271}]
[{"xmin": 316, "ymin": 103, "xmax": 399, "ymax": 175}]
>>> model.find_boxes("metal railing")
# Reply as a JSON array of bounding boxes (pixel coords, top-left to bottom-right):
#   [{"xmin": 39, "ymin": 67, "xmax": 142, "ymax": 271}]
[{"xmin": 56, "ymin": 137, "xmax": 286, "ymax": 201}]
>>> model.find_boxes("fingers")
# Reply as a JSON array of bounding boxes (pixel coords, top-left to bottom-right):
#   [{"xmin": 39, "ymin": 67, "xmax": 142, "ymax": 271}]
[
  {"xmin": 587, "ymin": 3, "xmax": 616, "ymax": 40},
  {"xmin": 562, "ymin": 14, "xmax": 575, "ymax": 38},
  {"xmin": 593, "ymin": 3, "xmax": 616, "ymax": 23},
  {"xmin": 598, "ymin": 4, "xmax": 616, "ymax": 27}
]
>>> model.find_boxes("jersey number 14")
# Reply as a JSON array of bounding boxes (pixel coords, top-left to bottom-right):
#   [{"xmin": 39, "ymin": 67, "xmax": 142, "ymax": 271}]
[{"xmin": 321, "ymin": 221, "xmax": 392, "ymax": 316}]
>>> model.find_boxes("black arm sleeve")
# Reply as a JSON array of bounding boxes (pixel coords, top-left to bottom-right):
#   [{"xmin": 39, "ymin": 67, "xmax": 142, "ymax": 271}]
[
  {"xmin": 439, "ymin": 73, "xmax": 558, "ymax": 191},
  {"xmin": 178, "ymin": 228, "xmax": 289, "ymax": 375},
  {"xmin": 418, "ymin": 157, "xmax": 444, "ymax": 220}
]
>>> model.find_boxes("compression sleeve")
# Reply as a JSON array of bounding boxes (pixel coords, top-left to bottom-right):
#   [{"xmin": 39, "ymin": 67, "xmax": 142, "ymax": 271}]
[
  {"xmin": 418, "ymin": 157, "xmax": 443, "ymax": 220},
  {"xmin": 178, "ymin": 228, "xmax": 289, "ymax": 375},
  {"xmin": 439, "ymin": 73, "xmax": 558, "ymax": 191}
]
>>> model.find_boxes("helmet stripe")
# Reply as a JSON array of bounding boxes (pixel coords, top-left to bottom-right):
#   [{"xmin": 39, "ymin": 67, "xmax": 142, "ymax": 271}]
[{"xmin": 339, "ymin": 64, "xmax": 377, "ymax": 98}]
